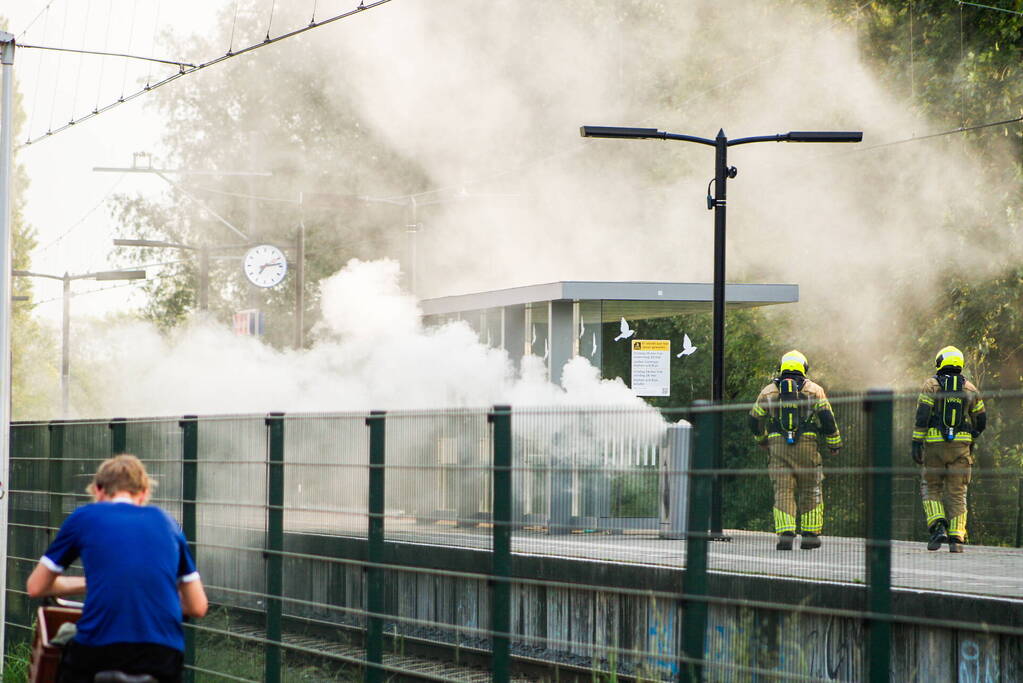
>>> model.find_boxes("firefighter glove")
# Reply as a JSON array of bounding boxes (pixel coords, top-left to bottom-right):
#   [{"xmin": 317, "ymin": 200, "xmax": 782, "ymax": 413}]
[
  {"xmin": 911, "ymin": 441, "xmax": 923, "ymax": 465},
  {"xmin": 829, "ymin": 446, "xmax": 842, "ymax": 455}
]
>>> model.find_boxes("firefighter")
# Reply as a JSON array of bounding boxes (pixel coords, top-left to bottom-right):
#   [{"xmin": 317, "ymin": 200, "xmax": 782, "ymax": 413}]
[
  {"xmin": 749, "ymin": 350, "xmax": 842, "ymax": 550},
  {"xmin": 912, "ymin": 346, "xmax": 986, "ymax": 553}
]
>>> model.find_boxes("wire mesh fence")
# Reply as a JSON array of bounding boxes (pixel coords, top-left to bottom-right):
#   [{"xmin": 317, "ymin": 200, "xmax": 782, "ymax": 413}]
[{"xmin": 4, "ymin": 392, "xmax": 1022, "ymax": 682}]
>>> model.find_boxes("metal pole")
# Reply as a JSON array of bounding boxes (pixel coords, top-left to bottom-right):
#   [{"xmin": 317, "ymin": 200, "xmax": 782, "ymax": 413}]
[
  {"xmin": 61, "ymin": 275, "xmax": 70, "ymax": 417},
  {"xmin": 47, "ymin": 421, "xmax": 65, "ymax": 536},
  {"xmin": 108, "ymin": 416, "xmax": 127, "ymax": 454},
  {"xmin": 264, "ymin": 412, "xmax": 285, "ymax": 683},
  {"xmin": 294, "ymin": 216, "xmax": 305, "ymax": 348},
  {"xmin": 180, "ymin": 415, "xmax": 198, "ymax": 683},
  {"xmin": 0, "ymin": 29, "xmax": 16, "ymax": 662},
  {"xmin": 681, "ymin": 401, "xmax": 715, "ymax": 682},
  {"xmin": 198, "ymin": 245, "xmax": 209, "ymax": 311},
  {"xmin": 365, "ymin": 411, "xmax": 386, "ymax": 683},
  {"xmin": 865, "ymin": 389, "xmax": 893, "ymax": 681},
  {"xmin": 710, "ymin": 130, "xmax": 727, "ymax": 536},
  {"xmin": 489, "ymin": 405, "xmax": 512, "ymax": 683},
  {"xmin": 1015, "ymin": 476, "xmax": 1023, "ymax": 549}
]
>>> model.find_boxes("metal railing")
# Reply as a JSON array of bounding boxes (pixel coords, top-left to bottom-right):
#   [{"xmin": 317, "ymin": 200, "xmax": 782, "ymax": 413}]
[{"xmin": 4, "ymin": 391, "xmax": 1023, "ymax": 682}]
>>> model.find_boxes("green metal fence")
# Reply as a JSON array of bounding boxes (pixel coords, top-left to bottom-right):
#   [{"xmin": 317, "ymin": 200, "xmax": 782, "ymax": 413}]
[{"xmin": 5, "ymin": 391, "xmax": 1023, "ymax": 681}]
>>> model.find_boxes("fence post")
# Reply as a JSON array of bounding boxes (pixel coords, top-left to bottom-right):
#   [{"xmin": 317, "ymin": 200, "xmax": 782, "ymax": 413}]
[
  {"xmin": 365, "ymin": 411, "xmax": 386, "ymax": 683},
  {"xmin": 179, "ymin": 415, "xmax": 198, "ymax": 683},
  {"xmin": 488, "ymin": 405, "xmax": 512, "ymax": 683},
  {"xmin": 265, "ymin": 413, "xmax": 285, "ymax": 683},
  {"xmin": 1015, "ymin": 477, "xmax": 1023, "ymax": 549},
  {"xmin": 109, "ymin": 417, "xmax": 126, "ymax": 455},
  {"xmin": 865, "ymin": 389, "xmax": 893, "ymax": 682},
  {"xmin": 681, "ymin": 401, "xmax": 714, "ymax": 683},
  {"xmin": 47, "ymin": 421, "xmax": 65, "ymax": 535}
]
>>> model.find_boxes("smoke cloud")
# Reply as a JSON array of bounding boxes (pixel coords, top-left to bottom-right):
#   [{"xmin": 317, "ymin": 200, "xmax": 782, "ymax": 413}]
[
  {"xmin": 48, "ymin": 0, "xmax": 1016, "ymax": 420},
  {"xmin": 281, "ymin": 0, "xmax": 1012, "ymax": 389},
  {"xmin": 73, "ymin": 259, "xmax": 650, "ymax": 417}
]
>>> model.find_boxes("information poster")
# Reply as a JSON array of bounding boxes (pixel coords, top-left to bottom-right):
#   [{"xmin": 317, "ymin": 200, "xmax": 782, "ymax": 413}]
[{"xmin": 631, "ymin": 340, "xmax": 670, "ymax": 396}]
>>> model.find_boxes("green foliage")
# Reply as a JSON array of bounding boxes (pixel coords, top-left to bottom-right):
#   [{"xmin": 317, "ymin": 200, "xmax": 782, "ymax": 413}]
[
  {"xmin": 0, "ymin": 14, "xmax": 61, "ymax": 419},
  {"xmin": 1, "ymin": 641, "xmax": 32, "ymax": 683}
]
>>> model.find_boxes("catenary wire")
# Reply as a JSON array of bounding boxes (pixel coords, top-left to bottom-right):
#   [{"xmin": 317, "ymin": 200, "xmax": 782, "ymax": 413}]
[
  {"xmin": 28, "ymin": 277, "xmax": 156, "ymax": 308},
  {"xmin": 228, "ymin": 0, "xmax": 240, "ymax": 54},
  {"xmin": 70, "ymin": 0, "xmax": 92, "ymax": 122},
  {"xmin": 119, "ymin": 0, "xmax": 139, "ymax": 101},
  {"xmin": 94, "ymin": 0, "xmax": 113, "ymax": 115},
  {"xmin": 21, "ymin": 0, "xmax": 395, "ymax": 147},
  {"xmin": 146, "ymin": 0, "xmax": 162, "ymax": 87},
  {"xmin": 855, "ymin": 114, "xmax": 1023, "ymax": 153},
  {"xmin": 957, "ymin": 0, "xmax": 1023, "ymax": 17},
  {"xmin": 266, "ymin": 0, "xmax": 278, "ymax": 41},
  {"xmin": 16, "ymin": 0, "xmax": 62, "ymax": 39},
  {"xmin": 18, "ymin": 42, "xmax": 195, "ymax": 68},
  {"xmin": 46, "ymin": 2, "xmax": 68, "ymax": 133},
  {"xmin": 27, "ymin": 4, "xmax": 50, "ymax": 139},
  {"xmin": 37, "ymin": 173, "xmax": 126, "ymax": 252}
]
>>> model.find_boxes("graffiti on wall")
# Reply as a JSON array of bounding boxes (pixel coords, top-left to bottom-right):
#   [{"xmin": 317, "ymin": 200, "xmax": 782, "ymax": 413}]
[{"xmin": 959, "ymin": 638, "xmax": 997, "ymax": 683}]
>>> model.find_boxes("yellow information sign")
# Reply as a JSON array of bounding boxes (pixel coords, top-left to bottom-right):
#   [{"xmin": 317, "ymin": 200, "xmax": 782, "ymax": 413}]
[
  {"xmin": 632, "ymin": 340, "xmax": 670, "ymax": 352},
  {"xmin": 631, "ymin": 339, "xmax": 671, "ymax": 396}
]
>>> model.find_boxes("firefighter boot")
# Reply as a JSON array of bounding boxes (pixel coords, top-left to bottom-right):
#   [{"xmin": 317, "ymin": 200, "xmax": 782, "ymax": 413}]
[
  {"xmin": 949, "ymin": 536, "xmax": 964, "ymax": 553},
  {"xmin": 800, "ymin": 532, "xmax": 822, "ymax": 550},
  {"xmin": 776, "ymin": 531, "xmax": 796, "ymax": 551},
  {"xmin": 927, "ymin": 520, "xmax": 948, "ymax": 551}
]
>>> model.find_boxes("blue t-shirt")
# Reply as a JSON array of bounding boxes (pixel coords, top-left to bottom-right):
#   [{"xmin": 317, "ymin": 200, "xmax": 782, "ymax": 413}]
[{"xmin": 41, "ymin": 501, "xmax": 199, "ymax": 651}]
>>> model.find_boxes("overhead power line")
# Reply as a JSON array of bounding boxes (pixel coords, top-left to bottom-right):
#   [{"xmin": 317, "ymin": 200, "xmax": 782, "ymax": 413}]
[
  {"xmin": 37, "ymin": 173, "xmax": 125, "ymax": 253},
  {"xmin": 21, "ymin": 0, "xmax": 395, "ymax": 146},
  {"xmin": 29, "ymin": 278, "xmax": 151, "ymax": 308},
  {"xmin": 18, "ymin": 43, "xmax": 196, "ymax": 69},
  {"xmin": 856, "ymin": 114, "xmax": 1023, "ymax": 153},
  {"xmin": 957, "ymin": 1, "xmax": 1023, "ymax": 17},
  {"xmin": 16, "ymin": 0, "xmax": 61, "ymax": 39}
]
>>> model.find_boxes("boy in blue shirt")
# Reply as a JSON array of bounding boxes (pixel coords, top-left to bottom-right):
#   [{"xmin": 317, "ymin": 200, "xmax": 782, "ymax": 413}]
[{"xmin": 27, "ymin": 454, "xmax": 208, "ymax": 683}]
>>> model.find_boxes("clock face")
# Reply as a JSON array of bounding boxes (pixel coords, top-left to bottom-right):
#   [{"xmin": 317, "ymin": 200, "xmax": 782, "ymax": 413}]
[{"xmin": 243, "ymin": 244, "xmax": 288, "ymax": 288}]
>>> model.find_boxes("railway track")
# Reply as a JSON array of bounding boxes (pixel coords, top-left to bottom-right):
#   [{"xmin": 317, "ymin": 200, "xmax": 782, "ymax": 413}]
[{"xmin": 224, "ymin": 620, "xmax": 624, "ymax": 682}]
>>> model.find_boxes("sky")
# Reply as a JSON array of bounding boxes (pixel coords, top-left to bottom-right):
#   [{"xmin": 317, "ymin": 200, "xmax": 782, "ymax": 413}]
[{"xmin": 4, "ymin": 0, "xmax": 255, "ymax": 323}]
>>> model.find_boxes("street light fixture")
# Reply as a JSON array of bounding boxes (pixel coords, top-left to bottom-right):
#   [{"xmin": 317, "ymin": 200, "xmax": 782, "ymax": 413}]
[
  {"xmin": 113, "ymin": 238, "xmax": 213, "ymax": 310},
  {"xmin": 580, "ymin": 124, "xmax": 861, "ymax": 535},
  {"xmin": 12, "ymin": 268, "xmax": 146, "ymax": 416}
]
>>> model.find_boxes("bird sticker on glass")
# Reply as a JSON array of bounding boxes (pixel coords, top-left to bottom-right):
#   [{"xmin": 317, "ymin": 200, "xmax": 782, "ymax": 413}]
[
  {"xmin": 631, "ymin": 340, "xmax": 670, "ymax": 397},
  {"xmin": 676, "ymin": 333, "xmax": 697, "ymax": 358}
]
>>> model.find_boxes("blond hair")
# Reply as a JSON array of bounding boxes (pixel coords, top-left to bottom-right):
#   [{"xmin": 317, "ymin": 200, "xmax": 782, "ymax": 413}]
[{"xmin": 86, "ymin": 454, "xmax": 154, "ymax": 497}]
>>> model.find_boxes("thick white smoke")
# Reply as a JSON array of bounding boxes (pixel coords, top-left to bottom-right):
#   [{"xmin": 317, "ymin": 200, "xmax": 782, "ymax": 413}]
[{"xmin": 73, "ymin": 259, "xmax": 651, "ymax": 418}]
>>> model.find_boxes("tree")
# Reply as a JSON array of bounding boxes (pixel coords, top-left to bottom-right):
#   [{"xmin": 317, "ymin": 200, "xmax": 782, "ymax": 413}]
[{"xmin": 0, "ymin": 18, "xmax": 60, "ymax": 419}]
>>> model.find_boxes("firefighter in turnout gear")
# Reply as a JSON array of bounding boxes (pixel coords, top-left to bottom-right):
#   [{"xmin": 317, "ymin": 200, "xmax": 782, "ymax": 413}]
[
  {"xmin": 912, "ymin": 346, "xmax": 986, "ymax": 553},
  {"xmin": 749, "ymin": 351, "xmax": 843, "ymax": 551}
]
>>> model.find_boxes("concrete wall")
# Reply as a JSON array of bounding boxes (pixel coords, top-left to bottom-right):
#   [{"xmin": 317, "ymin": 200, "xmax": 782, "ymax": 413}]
[{"xmin": 201, "ymin": 533, "xmax": 1023, "ymax": 682}]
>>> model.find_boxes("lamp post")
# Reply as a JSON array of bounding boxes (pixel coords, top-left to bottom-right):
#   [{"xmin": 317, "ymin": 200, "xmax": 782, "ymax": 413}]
[
  {"xmin": 580, "ymin": 125, "xmax": 862, "ymax": 535},
  {"xmin": 13, "ymin": 269, "xmax": 146, "ymax": 416}
]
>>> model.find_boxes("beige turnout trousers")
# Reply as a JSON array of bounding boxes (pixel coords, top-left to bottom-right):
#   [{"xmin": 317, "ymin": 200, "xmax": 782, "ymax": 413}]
[{"xmin": 768, "ymin": 437, "xmax": 823, "ymax": 534}]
